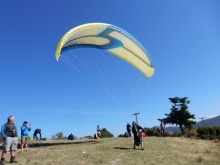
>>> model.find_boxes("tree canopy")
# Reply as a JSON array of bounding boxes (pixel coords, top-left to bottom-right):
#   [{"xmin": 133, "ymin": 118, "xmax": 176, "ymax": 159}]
[
  {"xmin": 100, "ymin": 128, "xmax": 114, "ymax": 138},
  {"xmin": 159, "ymin": 97, "xmax": 196, "ymax": 134}
]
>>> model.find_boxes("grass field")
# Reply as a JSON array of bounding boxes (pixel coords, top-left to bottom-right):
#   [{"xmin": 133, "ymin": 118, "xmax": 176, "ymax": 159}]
[{"xmin": 1, "ymin": 137, "xmax": 220, "ymax": 165}]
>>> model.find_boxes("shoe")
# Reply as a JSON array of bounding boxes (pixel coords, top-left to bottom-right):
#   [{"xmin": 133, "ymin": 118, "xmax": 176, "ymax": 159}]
[
  {"xmin": 142, "ymin": 148, "xmax": 144, "ymax": 150},
  {"xmin": 0, "ymin": 160, "xmax": 5, "ymax": 165},
  {"xmin": 10, "ymin": 157, "xmax": 18, "ymax": 163}
]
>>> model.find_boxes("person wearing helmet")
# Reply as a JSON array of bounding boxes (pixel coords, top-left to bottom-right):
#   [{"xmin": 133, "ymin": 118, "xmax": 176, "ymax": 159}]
[{"xmin": 132, "ymin": 121, "xmax": 144, "ymax": 150}]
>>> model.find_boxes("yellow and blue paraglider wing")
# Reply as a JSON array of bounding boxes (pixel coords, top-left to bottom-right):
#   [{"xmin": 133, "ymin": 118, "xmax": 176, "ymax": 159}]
[{"xmin": 55, "ymin": 23, "xmax": 154, "ymax": 77}]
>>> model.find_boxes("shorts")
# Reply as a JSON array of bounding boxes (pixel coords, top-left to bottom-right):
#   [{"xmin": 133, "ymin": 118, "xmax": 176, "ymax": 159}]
[
  {"xmin": 21, "ymin": 136, "xmax": 29, "ymax": 143},
  {"xmin": 3, "ymin": 137, "xmax": 18, "ymax": 152}
]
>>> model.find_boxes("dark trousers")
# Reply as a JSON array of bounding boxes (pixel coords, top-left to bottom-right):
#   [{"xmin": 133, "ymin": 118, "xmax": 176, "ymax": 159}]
[{"xmin": 128, "ymin": 131, "xmax": 131, "ymax": 137}]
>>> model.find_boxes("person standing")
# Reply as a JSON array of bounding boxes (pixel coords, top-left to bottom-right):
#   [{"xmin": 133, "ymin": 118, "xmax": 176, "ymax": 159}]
[
  {"xmin": 126, "ymin": 122, "xmax": 132, "ymax": 137},
  {"xmin": 0, "ymin": 116, "xmax": 18, "ymax": 164},
  {"xmin": 160, "ymin": 121, "xmax": 165, "ymax": 137},
  {"xmin": 132, "ymin": 121, "xmax": 144, "ymax": 150},
  {"xmin": 20, "ymin": 121, "xmax": 31, "ymax": 151}
]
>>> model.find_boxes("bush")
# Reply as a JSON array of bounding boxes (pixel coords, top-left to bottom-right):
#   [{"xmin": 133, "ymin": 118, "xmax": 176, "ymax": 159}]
[
  {"xmin": 100, "ymin": 128, "xmax": 114, "ymax": 138},
  {"xmin": 184, "ymin": 127, "xmax": 197, "ymax": 138},
  {"xmin": 197, "ymin": 126, "xmax": 220, "ymax": 140},
  {"xmin": 144, "ymin": 127, "xmax": 160, "ymax": 136},
  {"xmin": 164, "ymin": 132, "xmax": 173, "ymax": 137},
  {"xmin": 214, "ymin": 126, "xmax": 220, "ymax": 136},
  {"xmin": 51, "ymin": 132, "xmax": 65, "ymax": 140},
  {"xmin": 172, "ymin": 132, "xmax": 182, "ymax": 137}
]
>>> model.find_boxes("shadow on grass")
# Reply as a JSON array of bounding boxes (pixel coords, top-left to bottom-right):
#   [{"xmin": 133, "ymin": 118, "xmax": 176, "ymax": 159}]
[
  {"xmin": 0, "ymin": 140, "xmax": 100, "ymax": 150},
  {"xmin": 113, "ymin": 147, "xmax": 133, "ymax": 150},
  {"xmin": 114, "ymin": 147, "xmax": 144, "ymax": 150}
]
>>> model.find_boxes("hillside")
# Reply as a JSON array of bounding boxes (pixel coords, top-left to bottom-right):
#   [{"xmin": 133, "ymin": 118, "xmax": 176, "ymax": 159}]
[
  {"xmin": 164, "ymin": 115, "xmax": 220, "ymax": 132},
  {"xmin": 195, "ymin": 115, "xmax": 220, "ymax": 127}
]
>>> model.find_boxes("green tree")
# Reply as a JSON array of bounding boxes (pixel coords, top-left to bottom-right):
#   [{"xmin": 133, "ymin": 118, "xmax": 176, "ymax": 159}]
[
  {"xmin": 159, "ymin": 97, "xmax": 196, "ymax": 134},
  {"xmin": 100, "ymin": 128, "xmax": 114, "ymax": 138}
]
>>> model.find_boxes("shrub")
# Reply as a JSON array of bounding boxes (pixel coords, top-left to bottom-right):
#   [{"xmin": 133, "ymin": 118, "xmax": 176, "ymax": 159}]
[
  {"xmin": 197, "ymin": 126, "xmax": 220, "ymax": 140},
  {"xmin": 144, "ymin": 127, "xmax": 160, "ymax": 136},
  {"xmin": 51, "ymin": 132, "xmax": 65, "ymax": 140},
  {"xmin": 144, "ymin": 128, "xmax": 154, "ymax": 136},
  {"xmin": 184, "ymin": 127, "xmax": 197, "ymax": 138},
  {"xmin": 172, "ymin": 132, "xmax": 182, "ymax": 137},
  {"xmin": 100, "ymin": 128, "xmax": 114, "ymax": 138},
  {"xmin": 213, "ymin": 126, "xmax": 220, "ymax": 136},
  {"xmin": 164, "ymin": 132, "xmax": 173, "ymax": 137}
]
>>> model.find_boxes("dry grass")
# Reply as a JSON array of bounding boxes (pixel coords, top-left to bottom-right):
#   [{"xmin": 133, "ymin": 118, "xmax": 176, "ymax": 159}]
[{"xmin": 2, "ymin": 137, "xmax": 220, "ymax": 165}]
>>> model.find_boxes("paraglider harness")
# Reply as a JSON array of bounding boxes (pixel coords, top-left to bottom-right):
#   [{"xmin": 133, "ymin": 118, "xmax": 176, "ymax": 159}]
[
  {"xmin": 94, "ymin": 125, "xmax": 102, "ymax": 139},
  {"xmin": 132, "ymin": 124, "xmax": 142, "ymax": 146}
]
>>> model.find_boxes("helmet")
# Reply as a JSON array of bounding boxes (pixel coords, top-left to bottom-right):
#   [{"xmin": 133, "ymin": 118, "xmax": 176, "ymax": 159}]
[{"xmin": 132, "ymin": 121, "xmax": 136, "ymax": 125}]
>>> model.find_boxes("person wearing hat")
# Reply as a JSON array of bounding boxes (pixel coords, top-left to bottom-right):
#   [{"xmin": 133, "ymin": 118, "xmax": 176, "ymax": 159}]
[{"xmin": 20, "ymin": 121, "xmax": 31, "ymax": 151}]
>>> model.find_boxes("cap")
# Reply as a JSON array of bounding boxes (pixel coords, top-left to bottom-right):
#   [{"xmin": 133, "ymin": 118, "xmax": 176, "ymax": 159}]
[{"xmin": 23, "ymin": 121, "xmax": 28, "ymax": 124}]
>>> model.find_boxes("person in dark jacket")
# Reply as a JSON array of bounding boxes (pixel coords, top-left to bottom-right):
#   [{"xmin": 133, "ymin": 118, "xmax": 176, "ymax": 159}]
[
  {"xmin": 67, "ymin": 133, "xmax": 74, "ymax": 140},
  {"xmin": 126, "ymin": 122, "xmax": 132, "ymax": 137},
  {"xmin": 20, "ymin": 121, "xmax": 31, "ymax": 151},
  {"xmin": 0, "ymin": 116, "xmax": 18, "ymax": 164},
  {"xmin": 132, "ymin": 121, "xmax": 144, "ymax": 150},
  {"xmin": 33, "ymin": 129, "xmax": 42, "ymax": 140}
]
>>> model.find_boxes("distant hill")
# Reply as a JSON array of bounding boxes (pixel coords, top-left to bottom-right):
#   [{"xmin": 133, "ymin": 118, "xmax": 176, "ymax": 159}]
[
  {"xmin": 165, "ymin": 126, "xmax": 181, "ymax": 132},
  {"xmin": 194, "ymin": 115, "xmax": 220, "ymax": 128},
  {"xmin": 160, "ymin": 115, "xmax": 220, "ymax": 132}
]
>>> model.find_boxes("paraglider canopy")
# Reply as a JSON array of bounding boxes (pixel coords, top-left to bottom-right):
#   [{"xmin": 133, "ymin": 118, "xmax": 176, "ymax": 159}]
[{"xmin": 55, "ymin": 23, "xmax": 154, "ymax": 77}]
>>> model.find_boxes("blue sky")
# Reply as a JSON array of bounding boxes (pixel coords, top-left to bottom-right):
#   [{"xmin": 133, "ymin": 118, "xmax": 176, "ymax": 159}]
[{"xmin": 0, "ymin": 1, "xmax": 220, "ymax": 138}]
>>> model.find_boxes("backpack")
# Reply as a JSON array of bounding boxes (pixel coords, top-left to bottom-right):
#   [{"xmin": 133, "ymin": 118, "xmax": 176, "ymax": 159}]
[{"xmin": 124, "ymin": 132, "xmax": 129, "ymax": 137}]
